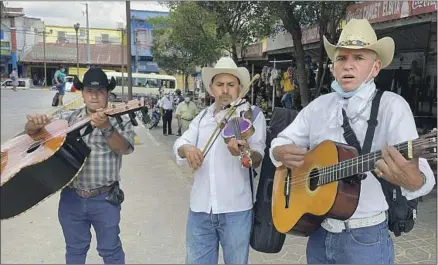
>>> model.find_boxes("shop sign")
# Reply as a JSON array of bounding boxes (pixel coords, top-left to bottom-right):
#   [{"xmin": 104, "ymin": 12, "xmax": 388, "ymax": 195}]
[
  {"xmin": 346, "ymin": 1, "xmax": 437, "ymax": 24},
  {"xmin": 0, "ymin": 41, "xmax": 10, "ymax": 56}
]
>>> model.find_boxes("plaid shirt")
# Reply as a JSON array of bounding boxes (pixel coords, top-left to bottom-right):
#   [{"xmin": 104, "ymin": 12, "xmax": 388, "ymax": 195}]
[{"xmin": 55, "ymin": 107, "xmax": 135, "ymax": 190}]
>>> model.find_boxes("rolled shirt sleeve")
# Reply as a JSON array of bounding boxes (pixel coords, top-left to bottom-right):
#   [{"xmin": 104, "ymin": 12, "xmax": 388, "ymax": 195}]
[
  {"xmin": 110, "ymin": 115, "xmax": 136, "ymax": 154},
  {"xmin": 384, "ymin": 96, "xmax": 436, "ymax": 200},
  {"xmin": 173, "ymin": 109, "xmax": 205, "ymax": 166},
  {"xmin": 269, "ymin": 104, "xmax": 311, "ymax": 167},
  {"xmin": 247, "ymin": 108, "xmax": 267, "ymax": 163}
]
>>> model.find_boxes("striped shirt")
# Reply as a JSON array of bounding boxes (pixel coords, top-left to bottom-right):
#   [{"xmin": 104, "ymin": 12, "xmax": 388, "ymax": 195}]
[{"xmin": 55, "ymin": 107, "xmax": 135, "ymax": 190}]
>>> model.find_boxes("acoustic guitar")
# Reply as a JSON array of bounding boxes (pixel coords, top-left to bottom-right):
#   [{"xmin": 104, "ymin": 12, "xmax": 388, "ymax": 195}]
[
  {"xmin": 272, "ymin": 130, "xmax": 437, "ymax": 236},
  {"xmin": 0, "ymin": 98, "xmax": 147, "ymax": 220}
]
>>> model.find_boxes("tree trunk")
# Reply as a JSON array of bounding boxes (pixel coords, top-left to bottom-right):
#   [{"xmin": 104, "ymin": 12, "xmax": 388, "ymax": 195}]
[
  {"xmin": 185, "ymin": 73, "xmax": 189, "ymax": 94},
  {"xmin": 231, "ymin": 43, "xmax": 238, "ymax": 63},
  {"xmin": 288, "ymin": 24, "xmax": 309, "ymax": 106}
]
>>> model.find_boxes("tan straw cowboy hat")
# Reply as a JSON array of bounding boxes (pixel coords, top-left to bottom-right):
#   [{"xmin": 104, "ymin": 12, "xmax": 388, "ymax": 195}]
[
  {"xmin": 202, "ymin": 57, "xmax": 250, "ymax": 95},
  {"xmin": 324, "ymin": 19, "xmax": 395, "ymax": 69}
]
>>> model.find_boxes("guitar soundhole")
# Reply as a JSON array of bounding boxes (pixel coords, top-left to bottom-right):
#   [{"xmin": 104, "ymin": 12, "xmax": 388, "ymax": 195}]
[
  {"xmin": 27, "ymin": 142, "xmax": 42, "ymax": 153},
  {"xmin": 308, "ymin": 168, "xmax": 320, "ymax": 191}
]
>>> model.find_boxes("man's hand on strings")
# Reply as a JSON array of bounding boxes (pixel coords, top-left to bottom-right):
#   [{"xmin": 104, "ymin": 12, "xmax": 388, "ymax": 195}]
[
  {"xmin": 26, "ymin": 114, "xmax": 51, "ymax": 130},
  {"xmin": 183, "ymin": 145, "xmax": 204, "ymax": 170},
  {"xmin": 227, "ymin": 138, "xmax": 249, "ymax": 156},
  {"xmin": 90, "ymin": 108, "xmax": 110, "ymax": 129},
  {"xmin": 272, "ymin": 144, "xmax": 307, "ymax": 168},
  {"xmin": 375, "ymin": 146, "xmax": 424, "ymax": 191}
]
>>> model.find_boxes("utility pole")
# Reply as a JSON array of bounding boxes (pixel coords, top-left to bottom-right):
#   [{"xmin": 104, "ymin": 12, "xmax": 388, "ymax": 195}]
[
  {"xmin": 74, "ymin": 23, "xmax": 80, "ymax": 77},
  {"xmin": 118, "ymin": 23, "xmax": 125, "ymax": 99},
  {"xmin": 85, "ymin": 3, "xmax": 91, "ymax": 67},
  {"xmin": 126, "ymin": 1, "xmax": 133, "ymax": 100},
  {"xmin": 43, "ymin": 31, "xmax": 46, "ymax": 86},
  {"xmin": 35, "ymin": 28, "xmax": 51, "ymax": 86},
  {"xmin": 135, "ymin": 29, "xmax": 139, "ymax": 73}
]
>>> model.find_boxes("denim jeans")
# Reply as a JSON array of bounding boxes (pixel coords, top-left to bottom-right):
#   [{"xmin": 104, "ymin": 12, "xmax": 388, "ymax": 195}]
[
  {"xmin": 185, "ymin": 209, "xmax": 253, "ymax": 264},
  {"xmin": 281, "ymin": 92, "xmax": 294, "ymax": 109},
  {"xmin": 58, "ymin": 189, "xmax": 125, "ymax": 264},
  {"xmin": 306, "ymin": 221, "xmax": 394, "ymax": 264}
]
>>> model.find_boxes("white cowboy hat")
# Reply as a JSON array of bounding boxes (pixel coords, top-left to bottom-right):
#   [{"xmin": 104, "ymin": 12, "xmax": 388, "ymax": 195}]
[
  {"xmin": 202, "ymin": 57, "xmax": 250, "ymax": 95},
  {"xmin": 323, "ymin": 19, "xmax": 395, "ymax": 69}
]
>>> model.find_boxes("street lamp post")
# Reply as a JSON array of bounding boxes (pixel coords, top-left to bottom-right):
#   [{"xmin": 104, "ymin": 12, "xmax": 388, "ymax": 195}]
[{"xmin": 73, "ymin": 23, "xmax": 80, "ymax": 78}]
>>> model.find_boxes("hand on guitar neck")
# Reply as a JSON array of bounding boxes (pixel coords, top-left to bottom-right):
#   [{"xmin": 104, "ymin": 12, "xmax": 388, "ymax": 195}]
[
  {"xmin": 272, "ymin": 143, "xmax": 308, "ymax": 168},
  {"xmin": 375, "ymin": 146, "xmax": 425, "ymax": 191}
]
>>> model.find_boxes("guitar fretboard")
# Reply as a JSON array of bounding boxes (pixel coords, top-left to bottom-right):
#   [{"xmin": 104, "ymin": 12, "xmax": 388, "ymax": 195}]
[{"xmin": 317, "ymin": 142, "xmax": 408, "ymax": 186}]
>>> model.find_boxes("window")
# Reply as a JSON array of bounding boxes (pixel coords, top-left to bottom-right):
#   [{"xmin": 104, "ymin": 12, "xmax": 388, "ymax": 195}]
[
  {"xmin": 57, "ymin": 31, "xmax": 66, "ymax": 43},
  {"xmin": 0, "ymin": 30, "xmax": 3, "ymax": 40},
  {"xmin": 159, "ymin": 79, "xmax": 175, "ymax": 89},
  {"xmin": 80, "ymin": 29, "xmax": 85, "ymax": 37},
  {"xmin": 101, "ymin": 34, "xmax": 109, "ymax": 43}
]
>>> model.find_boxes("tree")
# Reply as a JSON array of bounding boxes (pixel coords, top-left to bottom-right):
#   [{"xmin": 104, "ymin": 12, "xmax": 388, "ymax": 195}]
[
  {"xmin": 264, "ymin": 1, "xmax": 316, "ymax": 106},
  {"xmin": 149, "ymin": 2, "xmax": 223, "ymax": 90},
  {"xmin": 197, "ymin": 1, "xmax": 277, "ymax": 63},
  {"xmin": 313, "ymin": 2, "xmax": 353, "ymax": 96}
]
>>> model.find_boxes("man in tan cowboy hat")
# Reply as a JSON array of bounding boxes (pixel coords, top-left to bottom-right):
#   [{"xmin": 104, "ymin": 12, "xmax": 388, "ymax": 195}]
[
  {"xmin": 270, "ymin": 19, "xmax": 435, "ymax": 264},
  {"xmin": 25, "ymin": 68, "xmax": 135, "ymax": 264},
  {"xmin": 173, "ymin": 56, "xmax": 267, "ymax": 264}
]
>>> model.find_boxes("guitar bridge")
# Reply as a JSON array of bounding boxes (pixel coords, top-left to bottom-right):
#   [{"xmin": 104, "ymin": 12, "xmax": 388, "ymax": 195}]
[{"xmin": 284, "ymin": 168, "xmax": 292, "ymax": 209}]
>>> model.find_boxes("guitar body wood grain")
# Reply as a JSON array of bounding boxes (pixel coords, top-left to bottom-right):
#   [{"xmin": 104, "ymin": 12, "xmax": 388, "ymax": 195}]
[
  {"xmin": 272, "ymin": 140, "xmax": 361, "ymax": 236},
  {"xmin": 0, "ymin": 120, "xmax": 91, "ymax": 220}
]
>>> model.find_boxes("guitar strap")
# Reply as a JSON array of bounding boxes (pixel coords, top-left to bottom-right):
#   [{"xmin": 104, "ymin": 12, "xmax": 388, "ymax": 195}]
[{"xmin": 341, "ymin": 89, "xmax": 385, "ymax": 154}]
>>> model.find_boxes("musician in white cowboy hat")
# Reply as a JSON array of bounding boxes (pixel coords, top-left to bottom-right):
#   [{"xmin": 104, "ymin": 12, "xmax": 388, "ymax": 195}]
[
  {"xmin": 270, "ymin": 19, "xmax": 435, "ymax": 264},
  {"xmin": 173, "ymin": 56, "xmax": 267, "ymax": 264}
]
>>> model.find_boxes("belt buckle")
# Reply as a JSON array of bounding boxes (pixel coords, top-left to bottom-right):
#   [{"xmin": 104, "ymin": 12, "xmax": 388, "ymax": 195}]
[{"xmin": 77, "ymin": 189, "xmax": 92, "ymax": 198}]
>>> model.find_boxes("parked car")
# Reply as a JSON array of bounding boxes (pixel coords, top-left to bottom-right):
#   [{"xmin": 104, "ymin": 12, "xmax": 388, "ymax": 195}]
[{"xmin": 0, "ymin": 78, "xmax": 34, "ymax": 90}]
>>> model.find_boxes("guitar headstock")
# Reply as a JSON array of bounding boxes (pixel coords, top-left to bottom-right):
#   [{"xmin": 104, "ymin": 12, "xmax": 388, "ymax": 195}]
[
  {"xmin": 413, "ymin": 128, "xmax": 437, "ymax": 161},
  {"xmin": 104, "ymin": 97, "xmax": 146, "ymax": 117}
]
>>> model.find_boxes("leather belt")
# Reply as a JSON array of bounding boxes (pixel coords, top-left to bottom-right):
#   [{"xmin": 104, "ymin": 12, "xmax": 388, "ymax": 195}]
[
  {"xmin": 321, "ymin": 212, "xmax": 387, "ymax": 233},
  {"xmin": 67, "ymin": 186, "xmax": 112, "ymax": 198}
]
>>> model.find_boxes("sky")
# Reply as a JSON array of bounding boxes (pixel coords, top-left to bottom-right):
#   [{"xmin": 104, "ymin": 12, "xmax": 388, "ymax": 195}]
[{"xmin": 4, "ymin": 1, "xmax": 170, "ymax": 29}]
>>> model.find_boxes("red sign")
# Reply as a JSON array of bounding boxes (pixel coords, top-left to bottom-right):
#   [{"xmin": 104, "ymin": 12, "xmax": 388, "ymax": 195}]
[{"xmin": 346, "ymin": 1, "xmax": 437, "ymax": 24}]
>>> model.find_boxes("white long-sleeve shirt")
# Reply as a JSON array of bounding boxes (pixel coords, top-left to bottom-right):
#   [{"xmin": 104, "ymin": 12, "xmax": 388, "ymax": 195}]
[
  {"xmin": 269, "ymin": 82, "xmax": 435, "ymax": 219},
  {"xmin": 173, "ymin": 104, "xmax": 267, "ymax": 214}
]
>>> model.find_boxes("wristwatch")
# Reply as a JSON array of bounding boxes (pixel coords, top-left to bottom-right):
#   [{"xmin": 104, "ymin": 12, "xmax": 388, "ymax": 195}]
[{"xmin": 100, "ymin": 124, "xmax": 115, "ymax": 137}]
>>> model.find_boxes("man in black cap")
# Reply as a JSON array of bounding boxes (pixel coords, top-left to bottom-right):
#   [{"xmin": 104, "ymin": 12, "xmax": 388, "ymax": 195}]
[{"xmin": 24, "ymin": 68, "xmax": 135, "ymax": 264}]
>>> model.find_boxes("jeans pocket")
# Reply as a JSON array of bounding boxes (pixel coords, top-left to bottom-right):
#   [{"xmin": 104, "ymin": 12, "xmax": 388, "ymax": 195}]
[{"xmin": 348, "ymin": 225, "xmax": 382, "ymax": 246}]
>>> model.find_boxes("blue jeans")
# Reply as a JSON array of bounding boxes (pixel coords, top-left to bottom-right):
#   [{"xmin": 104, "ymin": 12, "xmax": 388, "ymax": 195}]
[
  {"xmin": 281, "ymin": 92, "xmax": 294, "ymax": 109},
  {"xmin": 185, "ymin": 209, "xmax": 253, "ymax": 264},
  {"xmin": 58, "ymin": 189, "xmax": 125, "ymax": 264},
  {"xmin": 306, "ymin": 221, "xmax": 394, "ymax": 264}
]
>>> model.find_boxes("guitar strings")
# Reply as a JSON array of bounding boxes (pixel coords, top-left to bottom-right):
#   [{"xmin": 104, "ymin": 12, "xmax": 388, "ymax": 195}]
[
  {"xmin": 278, "ymin": 138, "xmax": 436, "ymax": 188},
  {"xmin": 1, "ymin": 105, "xmax": 143, "ymax": 155}
]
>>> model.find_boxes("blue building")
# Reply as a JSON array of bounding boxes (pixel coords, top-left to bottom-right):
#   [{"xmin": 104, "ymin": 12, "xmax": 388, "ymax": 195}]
[{"xmin": 130, "ymin": 10, "xmax": 168, "ymax": 73}]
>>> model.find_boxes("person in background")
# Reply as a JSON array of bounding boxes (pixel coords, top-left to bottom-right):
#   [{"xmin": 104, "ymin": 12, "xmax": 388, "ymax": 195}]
[
  {"xmin": 9, "ymin": 68, "xmax": 18, "ymax": 91},
  {"xmin": 158, "ymin": 93, "xmax": 174, "ymax": 136},
  {"xmin": 175, "ymin": 96, "xmax": 199, "ymax": 136},
  {"xmin": 54, "ymin": 65, "xmax": 67, "ymax": 106}
]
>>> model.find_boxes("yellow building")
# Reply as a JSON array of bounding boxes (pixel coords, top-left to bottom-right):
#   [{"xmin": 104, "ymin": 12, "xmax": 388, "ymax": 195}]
[{"xmin": 44, "ymin": 25, "xmax": 126, "ymax": 45}]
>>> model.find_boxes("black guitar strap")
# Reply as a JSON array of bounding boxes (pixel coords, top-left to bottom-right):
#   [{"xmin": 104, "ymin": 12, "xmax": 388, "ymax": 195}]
[{"xmin": 341, "ymin": 90, "xmax": 385, "ymax": 154}]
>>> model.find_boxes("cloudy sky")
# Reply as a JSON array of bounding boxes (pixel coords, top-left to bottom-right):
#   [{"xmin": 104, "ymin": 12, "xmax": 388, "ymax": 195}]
[{"xmin": 4, "ymin": 1, "xmax": 170, "ymax": 29}]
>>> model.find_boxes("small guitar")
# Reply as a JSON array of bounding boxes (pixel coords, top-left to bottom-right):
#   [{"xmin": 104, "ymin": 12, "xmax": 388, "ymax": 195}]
[
  {"xmin": 0, "ymin": 98, "xmax": 147, "ymax": 220},
  {"xmin": 272, "ymin": 129, "xmax": 437, "ymax": 236}
]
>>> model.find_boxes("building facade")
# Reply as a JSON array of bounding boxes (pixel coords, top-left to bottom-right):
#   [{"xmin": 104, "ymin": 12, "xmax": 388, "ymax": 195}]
[
  {"xmin": 130, "ymin": 9, "xmax": 168, "ymax": 73},
  {"xmin": 44, "ymin": 25, "xmax": 124, "ymax": 45}
]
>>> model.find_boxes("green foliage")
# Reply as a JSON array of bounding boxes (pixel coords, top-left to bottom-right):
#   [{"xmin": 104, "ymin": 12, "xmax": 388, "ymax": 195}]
[{"xmin": 149, "ymin": 2, "xmax": 223, "ymax": 76}]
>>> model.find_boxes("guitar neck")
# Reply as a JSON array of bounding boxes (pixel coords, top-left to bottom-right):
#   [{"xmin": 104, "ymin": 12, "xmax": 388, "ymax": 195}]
[
  {"xmin": 67, "ymin": 116, "xmax": 92, "ymax": 133},
  {"xmin": 318, "ymin": 141, "xmax": 410, "ymax": 186}
]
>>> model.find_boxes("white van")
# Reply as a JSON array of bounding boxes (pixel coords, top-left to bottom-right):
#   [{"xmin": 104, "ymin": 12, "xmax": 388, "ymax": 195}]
[{"xmin": 105, "ymin": 72, "xmax": 177, "ymax": 101}]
